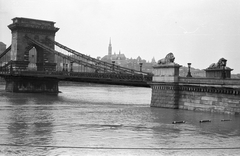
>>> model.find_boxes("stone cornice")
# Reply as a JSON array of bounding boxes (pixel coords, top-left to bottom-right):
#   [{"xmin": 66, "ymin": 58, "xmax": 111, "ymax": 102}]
[
  {"xmin": 8, "ymin": 23, "xmax": 59, "ymax": 33},
  {"xmin": 151, "ymin": 83, "xmax": 240, "ymax": 95},
  {"xmin": 153, "ymin": 64, "xmax": 182, "ymax": 69},
  {"xmin": 204, "ymin": 68, "xmax": 233, "ymax": 71}
]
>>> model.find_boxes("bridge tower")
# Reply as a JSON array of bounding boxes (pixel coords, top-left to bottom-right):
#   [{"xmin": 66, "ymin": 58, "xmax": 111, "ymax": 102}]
[
  {"xmin": 5, "ymin": 17, "xmax": 59, "ymax": 93},
  {"xmin": 8, "ymin": 17, "xmax": 59, "ymax": 71}
]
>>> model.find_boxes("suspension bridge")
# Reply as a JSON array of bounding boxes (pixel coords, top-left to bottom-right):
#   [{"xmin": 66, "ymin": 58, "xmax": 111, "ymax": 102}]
[{"xmin": 0, "ymin": 17, "xmax": 152, "ymax": 93}]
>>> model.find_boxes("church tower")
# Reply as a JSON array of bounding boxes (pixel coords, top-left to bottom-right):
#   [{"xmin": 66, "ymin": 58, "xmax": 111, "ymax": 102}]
[{"xmin": 108, "ymin": 38, "xmax": 112, "ymax": 57}]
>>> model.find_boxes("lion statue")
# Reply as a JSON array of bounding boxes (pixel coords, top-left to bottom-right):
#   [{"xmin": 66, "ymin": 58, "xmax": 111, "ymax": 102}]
[
  {"xmin": 208, "ymin": 58, "xmax": 227, "ymax": 69},
  {"xmin": 157, "ymin": 52, "xmax": 175, "ymax": 65}
]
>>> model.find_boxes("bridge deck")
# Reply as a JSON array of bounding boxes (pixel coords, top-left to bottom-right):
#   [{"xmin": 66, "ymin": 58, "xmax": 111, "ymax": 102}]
[{"xmin": 0, "ymin": 71, "xmax": 151, "ymax": 87}]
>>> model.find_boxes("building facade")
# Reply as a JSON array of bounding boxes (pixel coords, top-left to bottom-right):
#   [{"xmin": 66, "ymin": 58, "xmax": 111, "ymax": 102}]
[{"xmin": 101, "ymin": 39, "xmax": 156, "ymax": 72}]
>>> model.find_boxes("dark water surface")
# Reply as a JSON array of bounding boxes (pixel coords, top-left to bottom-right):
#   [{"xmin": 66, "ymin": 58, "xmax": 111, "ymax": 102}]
[{"xmin": 0, "ymin": 83, "xmax": 240, "ymax": 156}]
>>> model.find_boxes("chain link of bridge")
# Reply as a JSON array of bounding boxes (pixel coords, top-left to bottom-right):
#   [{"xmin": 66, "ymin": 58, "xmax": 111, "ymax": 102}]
[{"xmin": 0, "ymin": 17, "xmax": 152, "ymax": 93}]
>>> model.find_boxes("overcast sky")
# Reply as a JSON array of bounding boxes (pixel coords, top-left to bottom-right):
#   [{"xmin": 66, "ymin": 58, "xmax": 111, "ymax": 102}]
[{"xmin": 0, "ymin": 0, "xmax": 240, "ymax": 73}]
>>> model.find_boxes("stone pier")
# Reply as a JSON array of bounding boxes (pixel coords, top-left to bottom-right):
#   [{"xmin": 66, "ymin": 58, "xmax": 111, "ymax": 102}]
[
  {"xmin": 150, "ymin": 64, "xmax": 181, "ymax": 108},
  {"xmin": 3, "ymin": 17, "xmax": 60, "ymax": 93},
  {"xmin": 4, "ymin": 76, "xmax": 59, "ymax": 93}
]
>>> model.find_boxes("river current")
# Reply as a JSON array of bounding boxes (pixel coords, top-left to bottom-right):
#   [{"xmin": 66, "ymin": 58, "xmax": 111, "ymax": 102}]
[{"xmin": 0, "ymin": 83, "xmax": 240, "ymax": 156}]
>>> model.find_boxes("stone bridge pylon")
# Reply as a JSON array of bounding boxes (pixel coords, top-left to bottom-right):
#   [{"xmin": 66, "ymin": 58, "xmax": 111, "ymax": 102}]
[
  {"xmin": 3, "ymin": 17, "xmax": 60, "ymax": 93},
  {"xmin": 8, "ymin": 17, "xmax": 59, "ymax": 71}
]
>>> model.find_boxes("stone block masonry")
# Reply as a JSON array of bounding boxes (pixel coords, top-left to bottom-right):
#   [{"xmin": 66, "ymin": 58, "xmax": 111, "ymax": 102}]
[
  {"xmin": 150, "ymin": 81, "xmax": 240, "ymax": 114},
  {"xmin": 178, "ymin": 84, "xmax": 240, "ymax": 114},
  {"xmin": 150, "ymin": 78, "xmax": 240, "ymax": 114},
  {"xmin": 150, "ymin": 83, "xmax": 179, "ymax": 108},
  {"xmin": 4, "ymin": 75, "xmax": 59, "ymax": 93}
]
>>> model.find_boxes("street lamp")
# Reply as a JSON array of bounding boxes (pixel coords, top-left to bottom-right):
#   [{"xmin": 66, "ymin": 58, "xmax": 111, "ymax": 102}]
[
  {"xmin": 139, "ymin": 62, "xmax": 143, "ymax": 72},
  {"xmin": 65, "ymin": 63, "xmax": 68, "ymax": 72},
  {"xmin": 186, "ymin": 63, "xmax": 192, "ymax": 77},
  {"xmin": 10, "ymin": 60, "xmax": 13, "ymax": 74},
  {"xmin": 112, "ymin": 60, "xmax": 115, "ymax": 71},
  {"xmin": 70, "ymin": 62, "xmax": 73, "ymax": 72},
  {"xmin": 62, "ymin": 63, "xmax": 65, "ymax": 71}
]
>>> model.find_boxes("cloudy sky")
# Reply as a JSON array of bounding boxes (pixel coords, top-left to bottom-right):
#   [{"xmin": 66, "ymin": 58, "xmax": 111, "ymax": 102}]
[{"xmin": 0, "ymin": 0, "xmax": 240, "ymax": 73}]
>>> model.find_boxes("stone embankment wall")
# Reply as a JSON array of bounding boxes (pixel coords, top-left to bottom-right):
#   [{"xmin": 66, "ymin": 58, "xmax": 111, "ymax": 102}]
[
  {"xmin": 150, "ymin": 65, "xmax": 240, "ymax": 114},
  {"xmin": 178, "ymin": 78, "xmax": 240, "ymax": 114}
]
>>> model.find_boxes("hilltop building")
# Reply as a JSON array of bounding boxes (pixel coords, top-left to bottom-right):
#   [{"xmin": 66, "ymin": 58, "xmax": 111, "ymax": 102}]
[
  {"xmin": 100, "ymin": 39, "xmax": 156, "ymax": 72},
  {"xmin": 101, "ymin": 39, "xmax": 127, "ymax": 65},
  {"xmin": 151, "ymin": 57, "xmax": 156, "ymax": 64}
]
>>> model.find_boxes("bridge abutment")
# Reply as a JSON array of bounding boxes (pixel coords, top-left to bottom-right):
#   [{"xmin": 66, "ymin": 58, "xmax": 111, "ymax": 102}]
[
  {"xmin": 4, "ymin": 76, "xmax": 59, "ymax": 93},
  {"xmin": 149, "ymin": 59, "xmax": 240, "ymax": 114},
  {"xmin": 150, "ymin": 64, "xmax": 181, "ymax": 108}
]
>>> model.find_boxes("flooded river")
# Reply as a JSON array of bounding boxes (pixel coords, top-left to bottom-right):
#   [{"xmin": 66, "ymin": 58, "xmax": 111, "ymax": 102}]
[{"xmin": 0, "ymin": 83, "xmax": 240, "ymax": 155}]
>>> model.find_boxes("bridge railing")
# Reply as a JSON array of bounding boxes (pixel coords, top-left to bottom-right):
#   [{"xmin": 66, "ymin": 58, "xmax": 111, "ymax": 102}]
[
  {"xmin": 179, "ymin": 77, "xmax": 240, "ymax": 87},
  {"xmin": 0, "ymin": 70, "xmax": 152, "ymax": 82}
]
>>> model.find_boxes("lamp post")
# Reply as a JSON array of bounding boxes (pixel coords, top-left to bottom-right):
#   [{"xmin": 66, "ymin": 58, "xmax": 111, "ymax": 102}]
[
  {"xmin": 70, "ymin": 62, "xmax": 73, "ymax": 72},
  {"xmin": 10, "ymin": 60, "xmax": 13, "ymax": 74},
  {"xmin": 62, "ymin": 63, "xmax": 65, "ymax": 72},
  {"xmin": 186, "ymin": 63, "xmax": 192, "ymax": 77},
  {"xmin": 65, "ymin": 63, "xmax": 68, "ymax": 72},
  {"xmin": 139, "ymin": 62, "xmax": 143, "ymax": 72},
  {"xmin": 112, "ymin": 60, "xmax": 115, "ymax": 71}
]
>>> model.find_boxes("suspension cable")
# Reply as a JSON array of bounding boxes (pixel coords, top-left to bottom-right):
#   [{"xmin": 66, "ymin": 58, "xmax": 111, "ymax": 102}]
[
  {"xmin": 0, "ymin": 45, "xmax": 11, "ymax": 59},
  {"xmin": 25, "ymin": 36, "xmax": 111, "ymax": 73},
  {"xmin": 47, "ymin": 38, "xmax": 150, "ymax": 75}
]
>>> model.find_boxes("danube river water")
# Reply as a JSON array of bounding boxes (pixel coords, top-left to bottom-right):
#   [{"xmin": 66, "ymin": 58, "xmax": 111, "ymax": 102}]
[{"xmin": 0, "ymin": 83, "xmax": 240, "ymax": 156}]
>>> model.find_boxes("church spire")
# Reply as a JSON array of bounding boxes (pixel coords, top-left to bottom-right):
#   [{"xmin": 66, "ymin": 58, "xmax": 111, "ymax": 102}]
[{"xmin": 108, "ymin": 38, "xmax": 112, "ymax": 57}]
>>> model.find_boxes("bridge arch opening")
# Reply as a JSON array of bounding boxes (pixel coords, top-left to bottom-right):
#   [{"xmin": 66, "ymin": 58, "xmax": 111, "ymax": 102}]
[
  {"xmin": 27, "ymin": 47, "xmax": 37, "ymax": 71},
  {"xmin": 23, "ymin": 44, "xmax": 54, "ymax": 72}
]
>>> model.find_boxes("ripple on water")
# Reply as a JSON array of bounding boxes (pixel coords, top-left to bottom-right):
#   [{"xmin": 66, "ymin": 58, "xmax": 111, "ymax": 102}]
[{"xmin": 0, "ymin": 84, "xmax": 240, "ymax": 155}]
